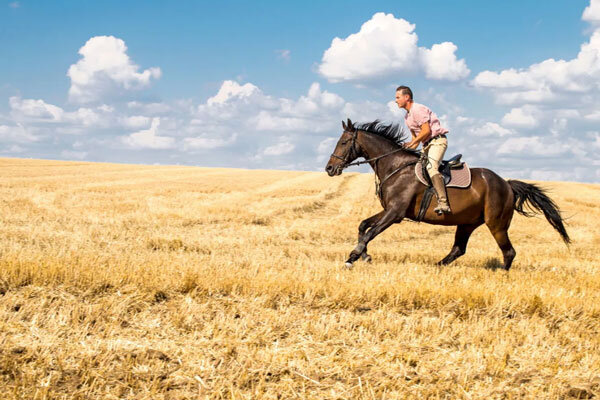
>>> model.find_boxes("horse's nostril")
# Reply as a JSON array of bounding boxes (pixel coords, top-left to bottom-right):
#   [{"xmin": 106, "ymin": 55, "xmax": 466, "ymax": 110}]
[{"xmin": 326, "ymin": 165, "xmax": 333, "ymax": 173}]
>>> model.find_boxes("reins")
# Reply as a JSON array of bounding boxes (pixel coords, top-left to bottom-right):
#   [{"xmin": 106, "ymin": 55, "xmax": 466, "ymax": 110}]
[
  {"xmin": 330, "ymin": 129, "xmax": 421, "ymax": 206},
  {"xmin": 330, "ymin": 129, "xmax": 419, "ymax": 170}
]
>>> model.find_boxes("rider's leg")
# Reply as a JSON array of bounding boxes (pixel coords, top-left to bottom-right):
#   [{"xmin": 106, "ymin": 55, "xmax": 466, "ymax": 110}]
[{"xmin": 425, "ymin": 137, "xmax": 451, "ymax": 214}]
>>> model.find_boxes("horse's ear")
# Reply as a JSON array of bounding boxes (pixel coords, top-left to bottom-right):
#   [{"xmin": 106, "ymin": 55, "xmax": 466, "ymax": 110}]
[
  {"xmin": 347, "ymin": 118, "xmax": 353, "ymax": 130},
  {"xmin": 342, "ymin": 120, "xmax": 347, "ymax": 130}
]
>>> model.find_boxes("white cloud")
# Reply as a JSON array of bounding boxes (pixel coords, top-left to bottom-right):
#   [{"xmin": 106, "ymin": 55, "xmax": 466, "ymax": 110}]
[
  {"xmin": 207, "ymin": 80, "xmax": 260, "ymax": 105},
  {"xmin": 591, "ymin": 132, "xmax": 600, "ymax": 149},
  {"xmin": 497, "ymin": 136, "xmax": 584, "ymax": 158},
  {"xmin": 262, "ymin": 141, "xmax": 295, "ymax": 156},
  {"xmin": 317, "ymin": 137, "xmax": 337, "ymax": 154},
  {"xmin": 67, "ymin": 36, "xmax": 161, "ymax": 103},
  {"xmin": 584, "ymin": 110, "xmax": 600, "ymax": 120},
  {"xmin": 120, "ymin": 115, "xmax": 151, "ymax": 129},
  {"xmin": 65, "ymin": 107, "xmax": 101, "ymax": 126},
  {"xmin": 9, "ymin": 96, "xmax": 108, "ymax": 129},
  {"xmin": 318, "ymin": 12, "xmax": 469, "ymax": 83},
  {"xmin": 468, "ymin": 122, "xmax": 515, "ymax": 137},
  {"xmin": 127, "ymin": 101, "xmax": 171, "ymax": 115},
  {"xmin": 420, "ymin": 42, "xmax": 470, "ymax": 81},
  {"xmin": 250, "ymin": 82, "xmax": 345, "ymax": 132},
  {"xmin": 121, "ymin": 118, "xmax": 175, "ymax": 149},
  {"xmin": 10, "ymin": 96, "xmax": 64, "ymax": 121},
  {"xmin": 316, "ymin": 137, "xmax": 337, "ymax": 162},
  {"xmin": 583, "ymin": 0, "xmax": 600, "ymax": 24},
  {"xmin": 183, "ymin": 134, "xmax": 237, "ymax": 150},
  {"xmin": 0, "ymin": 124, "xmax": 39, "ymax": 143},
  {"xmin": 501, "ymin": 106, "xmax": 540, "ymax": 128},
  {"xmin": 472, "ymin": 4, "xmax": 600, "ymax": 106}
]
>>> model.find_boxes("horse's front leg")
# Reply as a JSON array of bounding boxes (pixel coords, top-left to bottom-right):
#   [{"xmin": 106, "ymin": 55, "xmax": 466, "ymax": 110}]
[
  {"xmin": 356, "ymin": 211, "xmax": 385, "ymax": 263},
  {"xmin": 345, "ymin": 208, "xmax": 404, "ymax": 269}
]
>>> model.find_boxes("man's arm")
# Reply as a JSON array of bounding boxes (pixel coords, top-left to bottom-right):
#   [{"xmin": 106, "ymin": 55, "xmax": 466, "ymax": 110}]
[{"xmin": 406, "ymin": 122, "xmax": 431, "ymax": 149}]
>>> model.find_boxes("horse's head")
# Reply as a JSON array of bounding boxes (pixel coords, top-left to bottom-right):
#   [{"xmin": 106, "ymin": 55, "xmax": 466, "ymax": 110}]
[{"xmin": 325, "ymin": 118, "xmax": 361, "ymax": 177}]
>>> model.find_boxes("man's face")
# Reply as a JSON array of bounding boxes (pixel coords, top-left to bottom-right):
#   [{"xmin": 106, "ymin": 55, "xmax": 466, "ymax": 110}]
[{"xmin": 395, "ymin": 90, "xmax": 410, "ymax": 108}]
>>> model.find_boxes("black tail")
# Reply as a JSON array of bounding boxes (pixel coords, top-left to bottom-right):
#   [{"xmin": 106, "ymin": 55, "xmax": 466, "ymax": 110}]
[{"xmin": 508, "ymin": 180, "xmax": 571, "ymax": 244}]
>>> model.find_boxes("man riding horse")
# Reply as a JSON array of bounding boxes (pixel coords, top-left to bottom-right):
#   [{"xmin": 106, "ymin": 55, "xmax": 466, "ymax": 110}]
[
  {"xmin": 395, "ymin": 85, "xmax": 451, "ymax": 214},
  {"xmin": 325, "ymin": 86, "xmax": 570, "ymax": 270}
]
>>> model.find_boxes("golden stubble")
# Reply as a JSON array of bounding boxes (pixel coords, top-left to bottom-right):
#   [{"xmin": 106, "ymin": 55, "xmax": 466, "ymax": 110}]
[{"xmin": 1, "ymin": 157, "xmax": 599, "ymax": 399}]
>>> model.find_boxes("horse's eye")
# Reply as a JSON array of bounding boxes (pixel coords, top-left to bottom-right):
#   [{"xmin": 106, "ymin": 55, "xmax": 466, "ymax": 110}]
[{"xmin": 340, "ymin": 141, "xmax": 348, "ymax": 145}]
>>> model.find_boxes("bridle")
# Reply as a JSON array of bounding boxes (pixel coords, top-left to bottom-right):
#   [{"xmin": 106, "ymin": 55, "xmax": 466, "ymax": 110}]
[
  {"xmin": 329, "ymin": 128, "xmax": 420, "ymax": 207},
  {"xmin": 329, "ymin": 129, "xmax": 360, "ymax": 167}
]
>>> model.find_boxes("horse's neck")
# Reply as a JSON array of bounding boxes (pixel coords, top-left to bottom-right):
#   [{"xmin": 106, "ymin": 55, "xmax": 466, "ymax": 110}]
[{"xmin": 358, "ymin": 131, "xmax": 415, "ymax": 179}]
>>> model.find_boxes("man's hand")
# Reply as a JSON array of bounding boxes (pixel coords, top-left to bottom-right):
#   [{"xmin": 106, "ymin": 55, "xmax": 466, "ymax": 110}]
[
  {"xmin": 405, "ymin": 141, "xmax": 419, "ymax": 150},
  {"xmin": 404, "ymin": 122, "xmax": 431, "ymax": 150}
]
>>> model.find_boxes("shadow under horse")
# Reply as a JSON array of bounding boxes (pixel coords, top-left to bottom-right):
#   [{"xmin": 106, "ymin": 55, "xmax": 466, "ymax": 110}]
[{"xmin": 325, "ymin": 119, "xmax": 571, "ymax": 270}]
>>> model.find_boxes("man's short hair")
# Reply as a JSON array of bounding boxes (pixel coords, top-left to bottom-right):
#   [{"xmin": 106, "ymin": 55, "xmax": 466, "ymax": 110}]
[{"xmin": 396, "ymin": 85, "xmax": 413, "ymax": 100}]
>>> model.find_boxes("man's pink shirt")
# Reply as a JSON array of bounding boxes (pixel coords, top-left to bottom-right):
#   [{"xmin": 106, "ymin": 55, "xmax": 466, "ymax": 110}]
[{"xmin": 404, "ymin": 103, "xmax": 448, "ymax": 142}]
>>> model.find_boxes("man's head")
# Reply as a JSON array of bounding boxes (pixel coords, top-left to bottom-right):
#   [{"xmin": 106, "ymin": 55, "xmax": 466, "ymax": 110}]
[{"xmin": 395, "ymin": 85, "xmax": 413, "ymax": 109}]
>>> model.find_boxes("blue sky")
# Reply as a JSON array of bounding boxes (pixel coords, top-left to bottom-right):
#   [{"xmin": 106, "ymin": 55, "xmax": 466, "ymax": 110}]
[{"xmin": 2, "ymin": 0, "xmax": 599, "ymax": 182}]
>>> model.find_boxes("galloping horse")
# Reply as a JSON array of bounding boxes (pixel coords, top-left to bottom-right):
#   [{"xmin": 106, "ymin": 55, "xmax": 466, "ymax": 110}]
[{"xmin": 325, "ymin": 119, "xmax": 570, "ymax": 270}]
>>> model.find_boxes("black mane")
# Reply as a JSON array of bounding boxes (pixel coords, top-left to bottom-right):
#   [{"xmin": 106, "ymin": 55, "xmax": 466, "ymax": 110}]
[{"xmin": 353, "ymin": 119, "xmax": 408, "ymax": 146}]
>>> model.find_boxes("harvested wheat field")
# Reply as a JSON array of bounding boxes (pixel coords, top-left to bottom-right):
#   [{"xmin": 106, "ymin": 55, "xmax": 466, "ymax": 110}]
[{"xmin": 1, "ymin": 157, "xmax": 599, "ymax": 399}]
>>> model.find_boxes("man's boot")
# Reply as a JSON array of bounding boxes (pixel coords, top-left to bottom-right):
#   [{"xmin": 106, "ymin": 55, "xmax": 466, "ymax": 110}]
[{"xmin": 431, "ymin": 174, "xmax": 451, "ymax": 214}]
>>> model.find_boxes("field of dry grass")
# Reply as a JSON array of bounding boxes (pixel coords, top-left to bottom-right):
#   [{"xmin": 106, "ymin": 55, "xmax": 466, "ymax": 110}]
[{"xmin": 1, "ymin": 157, "xmax": 599, "ymax": 399}]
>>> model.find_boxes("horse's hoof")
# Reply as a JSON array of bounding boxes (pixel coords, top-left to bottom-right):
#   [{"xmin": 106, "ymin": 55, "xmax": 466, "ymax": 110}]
[
  {"xmin": 344, "ymin": 262, "xmax": 354, "ymax": 269},
  {"xmin": 361, "ymin": 254, "xmax": 372, "ymax": 263}
]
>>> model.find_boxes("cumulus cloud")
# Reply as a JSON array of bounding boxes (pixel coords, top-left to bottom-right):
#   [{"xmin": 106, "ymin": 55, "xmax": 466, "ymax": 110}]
[
  {"xmin": 583, "ymin": 0, "xmax": 600, "ymax": 24},
  {"xmin": 121, "ymin": 118, "xmax": 175, "ymax": 149},
  {"xmin": 10, "ymin": 96, "xmax": 64, "ymax": 121},
  {"xmin": 472, "ymin": 2, "xmax": 600, "ymax": 106},
  {"xmin": 9, "ymin": 96, "xmax": 109, "ymax": 129},
  {"xmin": 120, "ymin": 115, "xmax": 151, "ymax": 129},
  {"xmin": 468, "ymin": 122, "xmax": 515, "ymax": 137},
  {"xmin": 496, "ymin": 136, "xmax": 585, "ymax": 158},
  {"xmin": 207, "ymin": 80, "xmax": 260, "ymax": 106},
  {"xmin": 251, "ymin": 83, "xmax": 345, "ymax": 133},
  {"xmin": 318, "ymin": 12, "xmax": 469, "ymax": 83},
  {"xmin": 0, "ymin": 124, "xmax": 39, "ymax": 143},
  {"xmin": 420, "ymin": 42, "xmax": 470, "ymax": 81},
  {"xmin": 262, "ymin": 141, "xmax": 295, "ymax": 156},
  {"xmin": 183, "ymin": 134, "xmax": 237, "ymax": 150},
  {"xmin": 501, "ymin": 106, "xmax": 540, "ymax": 129},
  {"xmin": 127, "ymin": 101, "xmax": 171, "ymax": 115},
  {"xmin": 67, "ymin": 36, "xmax": 161, "ymax": 104}
]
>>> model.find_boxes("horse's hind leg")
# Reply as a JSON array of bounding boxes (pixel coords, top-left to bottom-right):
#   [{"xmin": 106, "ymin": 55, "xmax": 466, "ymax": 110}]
[
  {"xmin": 484, "ymin": 188, "xmax": 516, "ymax": 270},
  {"xmin": 437, "ymin": 223, "xmax": 481, "ymax": 266},
  {"xmin": 489, "ymin": 229, "xmax": 516, "ymax": 270}
]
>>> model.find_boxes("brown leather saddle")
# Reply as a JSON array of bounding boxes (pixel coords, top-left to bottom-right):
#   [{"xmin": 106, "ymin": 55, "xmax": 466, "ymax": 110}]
[
  {"xmin": 413, "ymin": 154, "xmax": 471, "ymax": 221},
  {"xmin": 415, "ymin": 154, "xmax": 471, "ymax": 188}
]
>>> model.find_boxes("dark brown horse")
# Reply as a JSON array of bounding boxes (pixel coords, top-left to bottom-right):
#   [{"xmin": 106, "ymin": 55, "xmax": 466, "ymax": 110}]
[{"xmin": 325, "ymin": 119, "xmax": 570, "ymax": 270}]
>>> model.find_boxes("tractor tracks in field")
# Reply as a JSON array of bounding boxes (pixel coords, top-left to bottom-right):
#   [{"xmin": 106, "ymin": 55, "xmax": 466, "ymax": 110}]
[{"xmin": 281, "ymin": 173, "xmax": 360, "ymax": 218}]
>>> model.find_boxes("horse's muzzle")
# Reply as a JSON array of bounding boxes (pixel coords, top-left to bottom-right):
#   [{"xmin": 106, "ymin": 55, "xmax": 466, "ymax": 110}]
[{"xmin": 325, "ymin": 164, "xmax": 343, "ymax": 176}]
